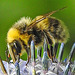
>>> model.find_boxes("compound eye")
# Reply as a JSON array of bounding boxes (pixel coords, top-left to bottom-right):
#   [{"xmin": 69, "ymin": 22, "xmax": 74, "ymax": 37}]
[{"xmin": 13, "ymin": 41, "xmax": 22, "ymax": 55}]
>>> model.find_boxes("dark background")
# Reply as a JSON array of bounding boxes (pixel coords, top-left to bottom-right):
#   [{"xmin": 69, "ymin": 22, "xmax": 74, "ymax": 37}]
[{"xmin": 0, "ymin": 0, "xmax": 75, "ymax": 61}]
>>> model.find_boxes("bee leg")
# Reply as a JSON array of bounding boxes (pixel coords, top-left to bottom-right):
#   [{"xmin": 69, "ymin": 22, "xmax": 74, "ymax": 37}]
[
  {"xmin": 47, "ymin": 44, "xmax": 54, "ymax": 62},
  {"xmin": 26, "ymin": 47, "xmax": 31, "ymax": 66},
  {"xmin": 26, "ymin": 54, "xmax": 31, "ymax": 66},
  {"xmin": 53, "ymin": 43, "xmax": 59, "ymax": 58},
  {"xmin": 47, "ymin": 46, "xmax": 51, "ymax": 58},
  {"xmin": 48, "ymin": 42, "xmax": 59, "ymax": 62},
  {"xmin": 49, "ymin": 45, "xmax": 54, "ymax": 61},
  {"xmin": 43, "ymin": 30, "xmax": 55, "ymax": 61}
]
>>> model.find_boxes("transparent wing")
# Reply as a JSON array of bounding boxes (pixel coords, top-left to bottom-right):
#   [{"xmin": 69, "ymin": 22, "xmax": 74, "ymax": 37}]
[{"xmin": 25, "ymin": 7, "xmax": 66, "ymax": 32}]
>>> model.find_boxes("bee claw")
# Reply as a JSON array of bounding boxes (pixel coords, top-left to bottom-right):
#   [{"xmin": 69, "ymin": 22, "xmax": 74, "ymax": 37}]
[{"xmin": 26, "ymin": 55, "xmax": 31, "ymax": 66}]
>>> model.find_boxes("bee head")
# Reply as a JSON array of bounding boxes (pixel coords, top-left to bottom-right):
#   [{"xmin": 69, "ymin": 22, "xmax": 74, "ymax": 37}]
[
  {"xmin": 7, "ymin": 27, "xmax": 31, "ymax": 57},
  {"xmin": 8, "ymin": 40, "xmax": 22, "ymax": 55}
]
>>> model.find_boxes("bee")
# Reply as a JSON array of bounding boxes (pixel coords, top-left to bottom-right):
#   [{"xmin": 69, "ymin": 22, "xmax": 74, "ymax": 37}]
[{"xmin": 7, "ymin": 7, "xmax": 69, "ymax": 63}]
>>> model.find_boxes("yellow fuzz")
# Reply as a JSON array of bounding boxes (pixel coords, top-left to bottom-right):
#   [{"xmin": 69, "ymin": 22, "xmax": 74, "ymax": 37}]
[
  {"xmin": 7, "ymin": 28, "xmax": 20, "ymax": 43},
  {"xmin": 7, "ymin": 28, "xmax": 31, "ymax": 45}
]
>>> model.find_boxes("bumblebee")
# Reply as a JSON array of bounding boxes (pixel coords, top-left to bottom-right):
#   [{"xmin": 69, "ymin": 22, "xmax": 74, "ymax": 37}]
[{"xmin": 7, "ymin": 7, "xmax": 69, "ymax": 63}]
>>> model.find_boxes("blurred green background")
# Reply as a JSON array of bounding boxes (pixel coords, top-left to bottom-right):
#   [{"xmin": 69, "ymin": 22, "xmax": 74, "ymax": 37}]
[{"xmin": 0, "ymin": 0, "xmax": 75, "ymax": 61}]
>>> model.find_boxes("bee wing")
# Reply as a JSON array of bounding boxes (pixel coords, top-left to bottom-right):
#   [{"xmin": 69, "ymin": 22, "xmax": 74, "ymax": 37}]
[{"xmin": 25, "ymin": 7, "xmax": 66, "ymax": 31}]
